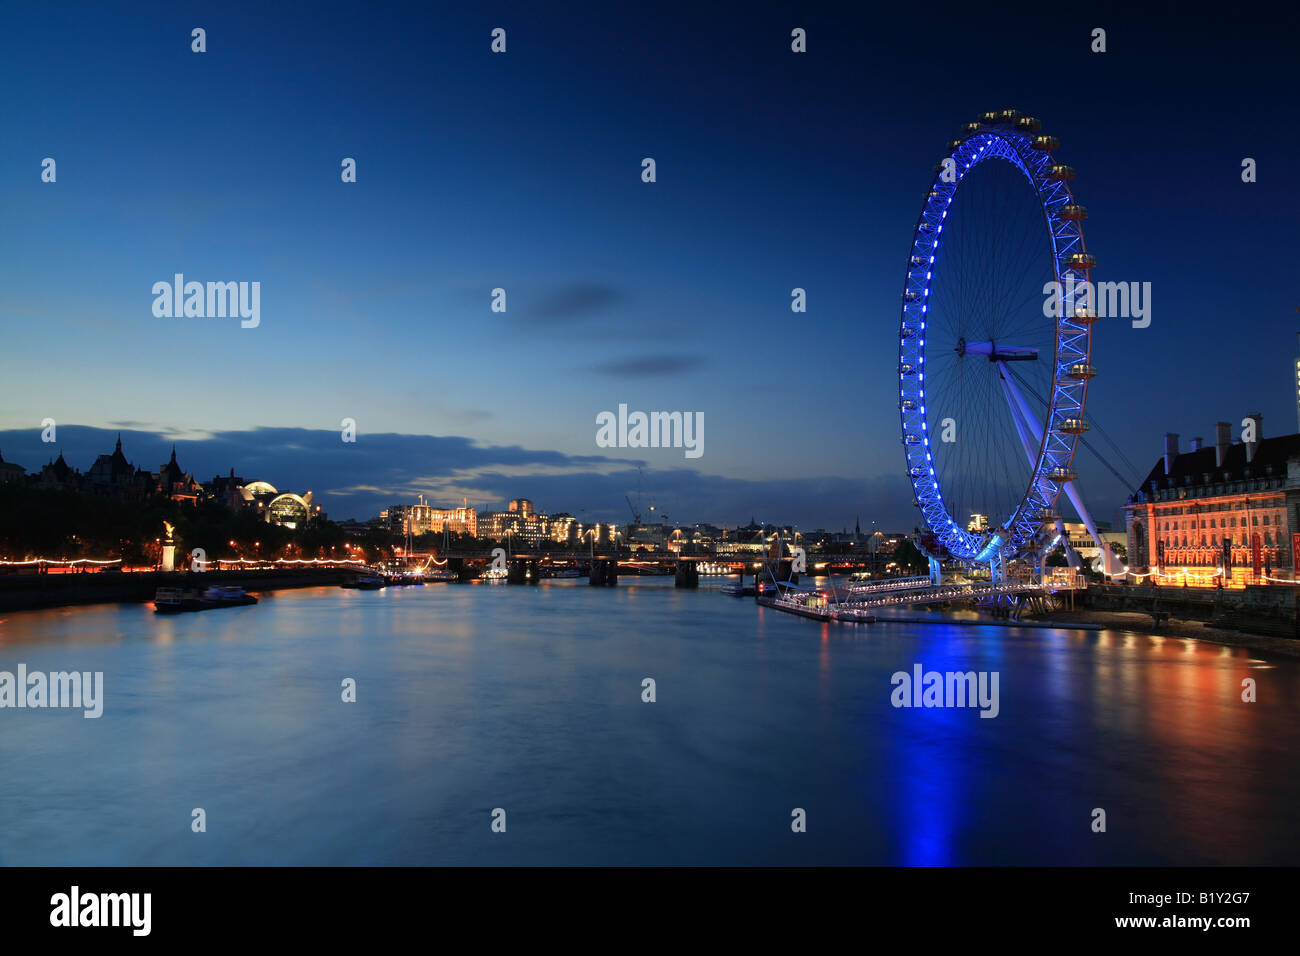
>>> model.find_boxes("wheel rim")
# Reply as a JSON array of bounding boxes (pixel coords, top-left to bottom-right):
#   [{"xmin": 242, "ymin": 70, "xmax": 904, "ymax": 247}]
[{"xmin": 898, "ymin": 113, "xmax": 1093, "ymax": 565}]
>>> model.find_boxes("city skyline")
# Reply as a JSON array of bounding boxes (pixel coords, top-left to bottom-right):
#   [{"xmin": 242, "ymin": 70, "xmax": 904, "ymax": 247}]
[
  {"xmin": 2, "ymin": 3, "xmax": 1297, "ymax": 531},
  {"xmin": 0, "ymin": 424, "xmax": 913, "ymax": 534}
]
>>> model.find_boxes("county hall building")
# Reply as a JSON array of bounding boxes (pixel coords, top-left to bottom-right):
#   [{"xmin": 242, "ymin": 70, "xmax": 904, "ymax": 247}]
[{"xmin": 1123, "ymin": 415, "xmax": 1300, "ymax": 586}]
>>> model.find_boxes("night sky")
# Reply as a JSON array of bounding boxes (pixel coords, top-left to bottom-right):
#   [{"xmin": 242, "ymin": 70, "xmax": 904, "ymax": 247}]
[{"xmin": 1, "ymin": 2, "xmax": 1296, "ymax": 530}]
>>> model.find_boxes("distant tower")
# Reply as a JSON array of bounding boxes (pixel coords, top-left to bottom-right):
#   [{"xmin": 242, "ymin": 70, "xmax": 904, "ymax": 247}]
[{"xmin": 1295, "ymin": 331, "xmax": 1300, "ymax": 433}]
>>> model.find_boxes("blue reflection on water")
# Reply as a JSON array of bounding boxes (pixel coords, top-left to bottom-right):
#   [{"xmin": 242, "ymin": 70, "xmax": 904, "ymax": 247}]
[{"xmin": 0, "ymin": 578, "xmax": 1296, "ymax": 866}]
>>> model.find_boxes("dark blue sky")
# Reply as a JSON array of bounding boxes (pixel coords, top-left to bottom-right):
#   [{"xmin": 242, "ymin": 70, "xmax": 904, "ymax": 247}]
[{"xmin": 1, "ymin": 2, "xmax": 1296, "ymax": 529}]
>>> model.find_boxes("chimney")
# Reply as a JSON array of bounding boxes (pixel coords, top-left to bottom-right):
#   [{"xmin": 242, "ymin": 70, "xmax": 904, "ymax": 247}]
[
  {"xmin": 1163, "ymin": 433, "xmax": 1179, "ymax": 475},
  {"xmin": 1189, "ymin": 436, "xmax": 1203, "ymax": 451},
  {"xmin": 1245, "ymin": 413, "xmax": 1262, "ymax": 462},
  {"xmin": 1215, "ymin": 422, "xmax": 1231, "ymax": 467}
]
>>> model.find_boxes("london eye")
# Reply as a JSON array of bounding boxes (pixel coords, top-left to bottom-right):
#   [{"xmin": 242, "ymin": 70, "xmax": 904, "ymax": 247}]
[{"xmin": 898, "ymin": 110, "xmax": 1101, "ymax": 578}]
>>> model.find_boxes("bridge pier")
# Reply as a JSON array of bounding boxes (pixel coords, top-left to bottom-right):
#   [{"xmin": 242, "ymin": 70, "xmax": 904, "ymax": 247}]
[
  {"xmin": 589, "ymin": 559, "xmax": 619, "ymax": 586},
  {"xmin": 674, "ymin": 561, "xmax": 699, "ymax": 588},
  {"xmin": 777, "ymin": 558, "xmax": 797, "ymax": 585},
  {"xmin": 507, "ymin": 559, "xmax": 534, "ymax": 585}
]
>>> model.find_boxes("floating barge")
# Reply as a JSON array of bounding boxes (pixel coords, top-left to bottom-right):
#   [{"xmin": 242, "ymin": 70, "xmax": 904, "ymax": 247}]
[
  {"xmin": 757, "ymin": 594, "xmax": 875, "ymax": 624},
  {"xmin": 341, "ymin": 573, "xmax": 386, "ymax": 590},
  {"xmin": 154, "ymin": 585, "xmax": 258, "ymax": 614}
]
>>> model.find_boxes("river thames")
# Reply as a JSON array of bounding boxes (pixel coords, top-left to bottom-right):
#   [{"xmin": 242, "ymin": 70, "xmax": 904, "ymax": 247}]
[{"xmin": 1, "ymin": 577, "xmax": 1297, "ymax": 866}]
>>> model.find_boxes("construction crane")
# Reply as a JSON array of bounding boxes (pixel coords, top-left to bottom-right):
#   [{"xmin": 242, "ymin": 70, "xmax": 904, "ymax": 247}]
[{"xmin": 625, "ymin": 495, "xmax": 641, "ymax": 525}]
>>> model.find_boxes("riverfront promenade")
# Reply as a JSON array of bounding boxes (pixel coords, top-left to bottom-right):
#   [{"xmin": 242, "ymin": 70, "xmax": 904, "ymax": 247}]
[{"xmin": 0, "ymin": 568, "xmax": 352, "ymax": 612}]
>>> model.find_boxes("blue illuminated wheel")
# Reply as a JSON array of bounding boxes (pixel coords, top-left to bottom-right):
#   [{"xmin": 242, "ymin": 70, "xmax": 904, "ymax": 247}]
[{"xmin": 898, "ymin": 110, "xmax": 1095, "ymax": 567}]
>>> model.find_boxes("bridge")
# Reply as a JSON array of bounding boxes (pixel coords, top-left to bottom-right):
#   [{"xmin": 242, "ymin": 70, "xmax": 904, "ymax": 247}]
[{"xmin": 401, "ymin": 550, "xmax": 885, "ymax": 587}]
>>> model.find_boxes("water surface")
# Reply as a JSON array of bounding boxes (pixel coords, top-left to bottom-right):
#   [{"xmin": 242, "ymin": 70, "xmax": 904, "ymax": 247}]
[{"xmin": 1, "ymin": 578, "xmax": 1295, "ymax": 865}]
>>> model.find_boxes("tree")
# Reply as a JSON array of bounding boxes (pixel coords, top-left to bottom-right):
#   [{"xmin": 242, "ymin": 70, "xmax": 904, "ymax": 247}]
[{"xmin": 892, "ymin": 539, "xmax": 928, "ymax": 574}]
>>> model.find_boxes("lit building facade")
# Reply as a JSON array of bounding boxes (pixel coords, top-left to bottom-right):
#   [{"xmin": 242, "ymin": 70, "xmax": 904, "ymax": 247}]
[
  {"xmin": 383, "ymin": 497, "xmax": 477, "ymax": 537},
  {"xmin": 242, "ymin": 481, "xmax": 317, "ymax": 529},
  {"xmin": 1123, "ymin": 416, "xmax": 1298, "ymax": 586},
  {"xmin": 478, "ymin": 501, "xmax": 549, "ymax": 545},
  {"xmin": 1060, "ymin": 522, "xmax": 1125, "ymax": 564},
  {"xmin": 549, "ymin": 513, "xmax": 577, "ymax": 544}
]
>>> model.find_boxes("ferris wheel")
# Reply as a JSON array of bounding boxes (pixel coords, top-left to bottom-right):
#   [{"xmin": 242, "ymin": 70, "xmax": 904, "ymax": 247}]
[{"xmin": 898, "ymin": 109, "xmax": 1098, "ymax": 574}]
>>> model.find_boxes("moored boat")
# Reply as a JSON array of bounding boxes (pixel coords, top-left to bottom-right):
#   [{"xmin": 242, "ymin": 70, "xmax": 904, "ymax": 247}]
[
  {"xmin": 154, "ymin": 585, "xmax": 257, "ymax": 613},
  {"xmin": 385, "ymin": 571, "xmax": 425, "ymax": 586},
  {"xmin": 153, "ymin": 587, "xmax": 200, "ymax": 613},
  {"xmin": 201, "ymin": 585, "xmax": 258, "ymax": 608},
  {"xmin": 341, "ymin": 573, "xmax": 386, "ymax": 590}
]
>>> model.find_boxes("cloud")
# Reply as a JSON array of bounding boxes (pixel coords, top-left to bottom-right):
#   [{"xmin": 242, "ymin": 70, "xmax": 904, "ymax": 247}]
[
  {"xmin": 529, "ymin": 283, "xmax": 622, "ymax": 323},
  {"xmin": 593, "ymin": 354, "xmax": 706, "ymax": 378},
  {"xmin": 0, "ymin": 425, "xmax": 913, "ymax": 529}
]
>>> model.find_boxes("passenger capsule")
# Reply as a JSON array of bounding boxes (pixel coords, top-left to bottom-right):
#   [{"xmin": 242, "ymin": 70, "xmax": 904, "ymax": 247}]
[
  {"xmin": 995, "ymin": 108, "xmax": 1018, "ymax": 124},
  {"xmin": 980, "ymin": 110, "xmax": 1000, "ymax": 124},
  {"xmin": 1066, "ymin": 363, "xmax": 1098, "ymax": 379},
  {"xmin": 900, "ymin": 399, "xmax": 918, "ymax": 411},
  {"xmin": 1071, "ymin": 306, "xmax": 1098, "ymax": 323},
  {"xmin": 1035, "ymin": 508, "xmax": 1060, "ymax": 523},
  {"xmin": 900, "ymin": 327, "xmax": 919, "ymax": 340},
  {"xmin": 910, "ymin": 254, "xmax": 929, "ymax": 266},
  {"xmin": 903, "ymin": 290, "xmax": 923, "ymax": 302},
  {"xmin": 1060, "ymin": 419, "xmax": 1090, "ymax": 435},
  {"xmin": 910, "ymin": 466, "xmax": 928, "ymax": 478},
  {"xmin": 904, "ymin": 434, "xmax": 922, "ymax": 446},
  {"xmin": 1032, "ymin": 135, "xmax": 1059, "ymax": 151},
  {"xmin": 948, "ymin": 139, "xmax": 964, "ymax": 153},
  {"xmin": 1046, "ymin": 467, "xmax": 1077, "ymax": 483},
  {"xmin": 962, "ymin": 121, "xmax": 980, "ymax": 135},
  {"xmin": 1016, "ymin": 116, "xmax": 1043, "ymax": 133},
  {"xmin": 1047, "ymin": 164, "xmax": 1076, "ymax": 181},
  {"xmin": 1059, "ymin": 204, "xmax": 1088, "ymax": 220},
  {"xmin": 1065, "ymin": 252, "xmax": 1096, "ymax": 271},
  {"xmin": 899, "ymin": 364, "xmax": 918, "ymax": 377}
]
